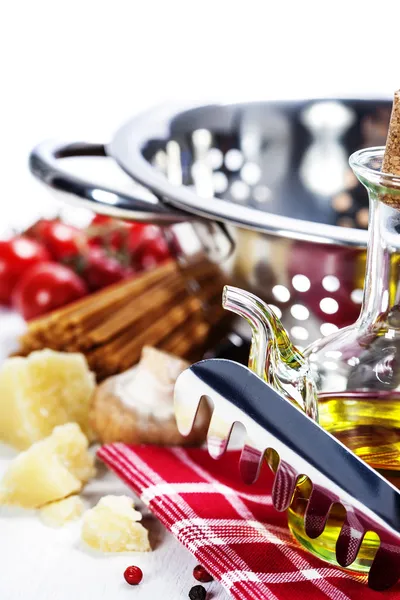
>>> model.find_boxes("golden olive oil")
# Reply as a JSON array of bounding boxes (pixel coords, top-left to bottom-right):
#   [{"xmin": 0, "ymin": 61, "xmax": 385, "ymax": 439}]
[
  {"xmin": 287, "ymin": 475, "xmax": 380, "ymax": 572},
  {"xmin": 318, "ymin": 392, "xmax": 400, "ymax": 471},
  {"xmin": 287, "ymin": 391, "xmax": 400, "ymax": 572}
]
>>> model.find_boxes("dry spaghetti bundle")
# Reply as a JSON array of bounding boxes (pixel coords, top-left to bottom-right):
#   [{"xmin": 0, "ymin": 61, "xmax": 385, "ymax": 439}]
[{"xmin": 17, "ymin": 257, "xmax": 229, "ymax": 380}]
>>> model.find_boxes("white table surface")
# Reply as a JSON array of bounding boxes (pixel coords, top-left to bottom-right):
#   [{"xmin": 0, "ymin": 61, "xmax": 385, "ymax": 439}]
[
  {"xmin": 0, "ymin": 450, "xmax": 229, "ymax": 600},
  {"xmin": 0, "ymin": 312, "xmax": 229, "ymax": 600}
]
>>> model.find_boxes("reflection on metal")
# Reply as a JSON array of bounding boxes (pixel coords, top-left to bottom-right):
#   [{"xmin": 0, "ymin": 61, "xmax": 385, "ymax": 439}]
[
  {"xmin": 300, "ymin": 101, "xmax": 355, "ymax": 196},
  {"xmin": 191, "ymin": 129, "xmax": 214, "ymax": 199},
  {"xmin": 166, "ymin": 141, "xmax": 182, "ymax": 186}
]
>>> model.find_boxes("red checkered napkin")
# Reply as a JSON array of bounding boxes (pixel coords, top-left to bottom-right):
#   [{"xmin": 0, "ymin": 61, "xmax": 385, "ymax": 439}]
[{"xmin": 98, "ymin": 444, "xmax": 392, "ymax": 599}]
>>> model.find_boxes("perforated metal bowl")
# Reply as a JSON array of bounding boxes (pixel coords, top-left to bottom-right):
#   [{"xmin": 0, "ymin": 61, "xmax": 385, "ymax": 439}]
[{"xmin": 30, "ymin": 99, "xmax": 392, "ymax": 344}]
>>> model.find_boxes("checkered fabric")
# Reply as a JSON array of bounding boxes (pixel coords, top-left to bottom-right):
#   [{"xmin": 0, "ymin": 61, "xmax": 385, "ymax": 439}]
[{"xmin": 98, "ymin": 444, "xmax": 393, "ymax": 599}]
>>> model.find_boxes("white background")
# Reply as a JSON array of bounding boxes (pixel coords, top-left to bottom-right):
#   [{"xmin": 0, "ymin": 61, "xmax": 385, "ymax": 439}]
[
  {"xmin": 0, "ymin": 1, "xmax": 400, "ymax": 598},
  {"xmin": 1, "ymin": 0, "xmax": 400, "ymax": 231}
]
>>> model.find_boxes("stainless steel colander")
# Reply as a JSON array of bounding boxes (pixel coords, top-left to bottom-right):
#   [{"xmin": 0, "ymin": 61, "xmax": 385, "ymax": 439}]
[{"xmin": 29, "ymin": 98, "xmax": 392, "ymax": 344}]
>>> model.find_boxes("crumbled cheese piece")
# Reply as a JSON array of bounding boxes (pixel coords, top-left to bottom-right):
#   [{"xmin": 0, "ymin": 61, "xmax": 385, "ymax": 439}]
[
  {"xmin": 117, "ymin": 346, "xmax": 189, "ymax": 419},
  {"xmin": 0, "ymin": 349, "xmax": 95, "ymax": 450},
  {"xmin": 40, "ymin": 495, "xmax": 84, "ymax": 527},
  {"xmin": 0, "ymin": 423, "xmax": 95, "ymax": 508},
  {"xmin": 81, "ymin": 495, "xmax": 150, "ymax": 552}
]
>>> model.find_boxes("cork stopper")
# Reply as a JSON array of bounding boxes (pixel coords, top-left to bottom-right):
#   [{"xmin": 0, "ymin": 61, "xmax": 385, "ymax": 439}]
[
  {"xmin": 382, "ymin": 90, "xmax": 400, "ymax": 175},
  {"xmin": 380, "ymin": 90, "xmax": 400, "ymax": 208}
]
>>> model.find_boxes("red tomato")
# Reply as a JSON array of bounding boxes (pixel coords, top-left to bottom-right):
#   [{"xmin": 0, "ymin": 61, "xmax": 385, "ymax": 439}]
[
  {"xmin": 0, "ymin": 236, "xmax": 50, "ymax": 305},
  {"xmin": 27, "ymin": 219, "xmax": 86, "ymax": 260},
  {"xmin": 82, "ymin": 247, "xmax": 134, "ymax": 291},
  {"xmin": 126, "ymin": 222, "xmax": 148, "ymax": 251},
  {"xmin": 91, "ymin": 215, "xmax": 146, "ymax": 234},
  {"xmin": 88, "ymin": 215, "xmax": 114, "ymax": 245},
  {"xmin": 132, "ymin": 226, "xmax": 171, "ymax": 271},
  {"xmin": 91, "ymin": 214, "xmax": 112, "ymax": 226},
  {"xmin": 12, "ymin": 262, "xmax": 87, "ymax": 320},
  {"xmin": 88, "ymin": 216, "xmax": 147, "ymax": 254}
]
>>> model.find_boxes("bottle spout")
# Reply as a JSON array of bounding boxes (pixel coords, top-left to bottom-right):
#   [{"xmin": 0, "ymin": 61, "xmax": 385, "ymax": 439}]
[
  {"xmin": 222, "ymin": 285, "xmax": 270, "ymax": 379},
  {"xmin": 222, "ymin": 286, "xmax": 318, "ymax": 421}
]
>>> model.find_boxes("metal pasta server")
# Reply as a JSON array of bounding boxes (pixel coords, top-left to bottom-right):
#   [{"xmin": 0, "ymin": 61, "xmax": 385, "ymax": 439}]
[
  {"xmin": 174, "ymin": 283, "xmax": 400, "ymax": 592},
  {"xmin": 175, "ymin": 356, "xmax": 400, "ymax": 592}
]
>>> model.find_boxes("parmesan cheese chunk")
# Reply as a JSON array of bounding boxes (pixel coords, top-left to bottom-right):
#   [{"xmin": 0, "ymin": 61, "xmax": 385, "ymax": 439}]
[
  {"xmin": 81, "ymin": 495, "xmax": 150, "ymax": 552},
  {"xmin": 41, "ymin": 495, "xmax": 84, "ymax": 527},
  {"xmin": 0, "ymin": 423, "xmax": 95, "ymax": 508},
  {"xmin": 0, "ymin": 349, "xmax": 95, "ymax": 450}
]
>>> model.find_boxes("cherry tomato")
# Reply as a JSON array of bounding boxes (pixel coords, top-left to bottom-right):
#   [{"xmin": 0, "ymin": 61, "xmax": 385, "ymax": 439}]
[
  {"xmin": 12, "ymin": 262, "xmax": 87, "ymax": 320},
  {"xmin": 132, "ymin": 226, "xmax": 171, "ymax": 271},
  {"xmin": 0, "ymin": 236, "xmax": 50, "ymax": 305},
  {"xmin": 88, "ymin": 215, "xmax": 115, "ymax": 247},
  {"xmin": 126, "ymin": 222, "xmax": 148, "ymax": 252},
  {"xmin": 90, "ymin": 214, "xmax": 112, "ymax": 226},
  {"xmin": 27, "ymin": 219, "xmax": 86, "ymax": 260},
  {"xmin": 82, "ymin": 246, "xmax": 134, "ymax": 291},
  {"xmin": 88, "ymin": 215, "xmax": 147, "ymax": 254},
  {"xmin": 90, "ymin": 215, "xmax": 146, "ymax": 234}
]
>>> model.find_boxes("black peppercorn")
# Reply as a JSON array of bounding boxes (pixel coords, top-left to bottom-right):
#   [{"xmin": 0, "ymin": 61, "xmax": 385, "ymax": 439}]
[{"xmin": 189, "ymin": 584, "xmax": 207, "ymax": 600}]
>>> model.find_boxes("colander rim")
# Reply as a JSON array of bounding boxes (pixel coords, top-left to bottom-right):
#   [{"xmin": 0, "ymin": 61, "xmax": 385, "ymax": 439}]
[{"xmin": 108, "ymin": 100, "xmax": 381, "ymax": 248}]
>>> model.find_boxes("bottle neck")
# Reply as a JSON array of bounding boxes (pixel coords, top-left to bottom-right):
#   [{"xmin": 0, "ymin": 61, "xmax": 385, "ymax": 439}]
[{"xmin": 359, "ymin": 193, "xmax": 400, "ymax": 329}]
